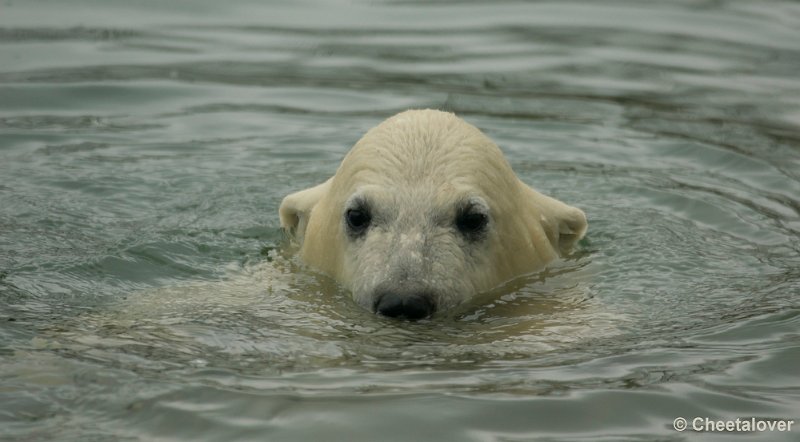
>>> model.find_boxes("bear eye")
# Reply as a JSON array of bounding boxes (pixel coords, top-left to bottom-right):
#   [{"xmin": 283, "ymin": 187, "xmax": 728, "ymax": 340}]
[
  {"xmin": 456, "ymin": 207, "xmax": 489, "ymax": 239},
  {"xmin": 345, "ymin": 207, "xmax": 372, "ymax": 235}
]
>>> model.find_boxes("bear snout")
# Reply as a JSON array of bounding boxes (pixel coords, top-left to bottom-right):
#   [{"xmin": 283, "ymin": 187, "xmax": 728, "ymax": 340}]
[{"xmin": 374, "ymin": 291, "xmax": 435, "ymax": 320}]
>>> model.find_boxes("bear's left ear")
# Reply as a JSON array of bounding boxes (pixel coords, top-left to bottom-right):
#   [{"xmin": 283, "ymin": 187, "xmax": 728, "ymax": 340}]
[
  {"xmin": 525, "ymin": 187, "xmax": 587, "ymax": 255},
  {"xmin": 279, "ymin": 178, "xmax": 332, "ymax": 242}
]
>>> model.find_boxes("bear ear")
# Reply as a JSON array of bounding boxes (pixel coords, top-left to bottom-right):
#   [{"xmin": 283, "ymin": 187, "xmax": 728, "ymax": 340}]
[
  {"xmin": 526, "ymin": 187, "xmax": 588, "ymax": 256},
  {"xmin": 279, "ymin": 178, "xmax": 332, "ymax": 242}
]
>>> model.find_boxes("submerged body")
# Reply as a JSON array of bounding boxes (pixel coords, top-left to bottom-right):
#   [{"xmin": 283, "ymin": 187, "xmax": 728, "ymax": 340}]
[{"xmin": 280, "ymin": 110, "xmax": 587, "ymax": 319}]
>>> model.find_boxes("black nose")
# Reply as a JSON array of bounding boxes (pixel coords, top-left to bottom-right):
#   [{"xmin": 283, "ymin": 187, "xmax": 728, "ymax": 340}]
[{"xmin": 374, "ymin": 292, "xmax": 435, "ymax": 320}]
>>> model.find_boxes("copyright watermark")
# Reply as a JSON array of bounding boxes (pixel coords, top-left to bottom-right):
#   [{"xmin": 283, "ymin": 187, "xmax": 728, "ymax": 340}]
[{"xmin": 673, "ymin": 417, "xmax": 795, "ymax": 433}]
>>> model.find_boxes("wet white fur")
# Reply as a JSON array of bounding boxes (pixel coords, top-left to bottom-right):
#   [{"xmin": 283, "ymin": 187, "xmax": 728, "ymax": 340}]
[{"xmin": 280, "ymin": 110, "xmax": 587, "ymax": 312}]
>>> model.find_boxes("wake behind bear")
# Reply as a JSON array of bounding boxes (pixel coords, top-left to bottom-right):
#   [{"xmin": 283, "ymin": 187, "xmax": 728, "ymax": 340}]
[{"xmin": 280, "ymin": 109, "xmax": 587, "ymax": 320}]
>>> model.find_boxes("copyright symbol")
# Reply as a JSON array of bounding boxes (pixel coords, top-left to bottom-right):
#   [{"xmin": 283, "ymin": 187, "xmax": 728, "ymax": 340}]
[{"xmin": 673, "ymin": 417, "xmax": 687, "ymax": 432}]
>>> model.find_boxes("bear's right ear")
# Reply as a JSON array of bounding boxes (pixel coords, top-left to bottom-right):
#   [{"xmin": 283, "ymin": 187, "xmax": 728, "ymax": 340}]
[
  {"xmin": 520, "ymin": 184, "xmax": 587, "ymax": 256},
  {"xmin": 535, "ymin": 192, "xmax": 588, "ymax": 256},
  {"xmin": 279, "ymin": 178, "xmax": 332, "ymax": 242}
]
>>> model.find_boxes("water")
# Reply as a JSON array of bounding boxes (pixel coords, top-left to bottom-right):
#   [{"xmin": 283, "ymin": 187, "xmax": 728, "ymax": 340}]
[{"xmin": 2, "ymin": 0, "xmax": 799, "ymax": 440}]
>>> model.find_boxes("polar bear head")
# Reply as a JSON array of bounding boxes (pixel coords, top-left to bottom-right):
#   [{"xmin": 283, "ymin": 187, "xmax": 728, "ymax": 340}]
[{"xmin": 279, "ymin": 110, "xmax": 586, "ymax": 320}]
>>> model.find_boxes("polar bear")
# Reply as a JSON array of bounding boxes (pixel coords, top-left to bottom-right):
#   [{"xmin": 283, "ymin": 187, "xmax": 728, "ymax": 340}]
[{"xmin": 280, "ymin": 109, "xmax": 587, "ymax": 320}]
